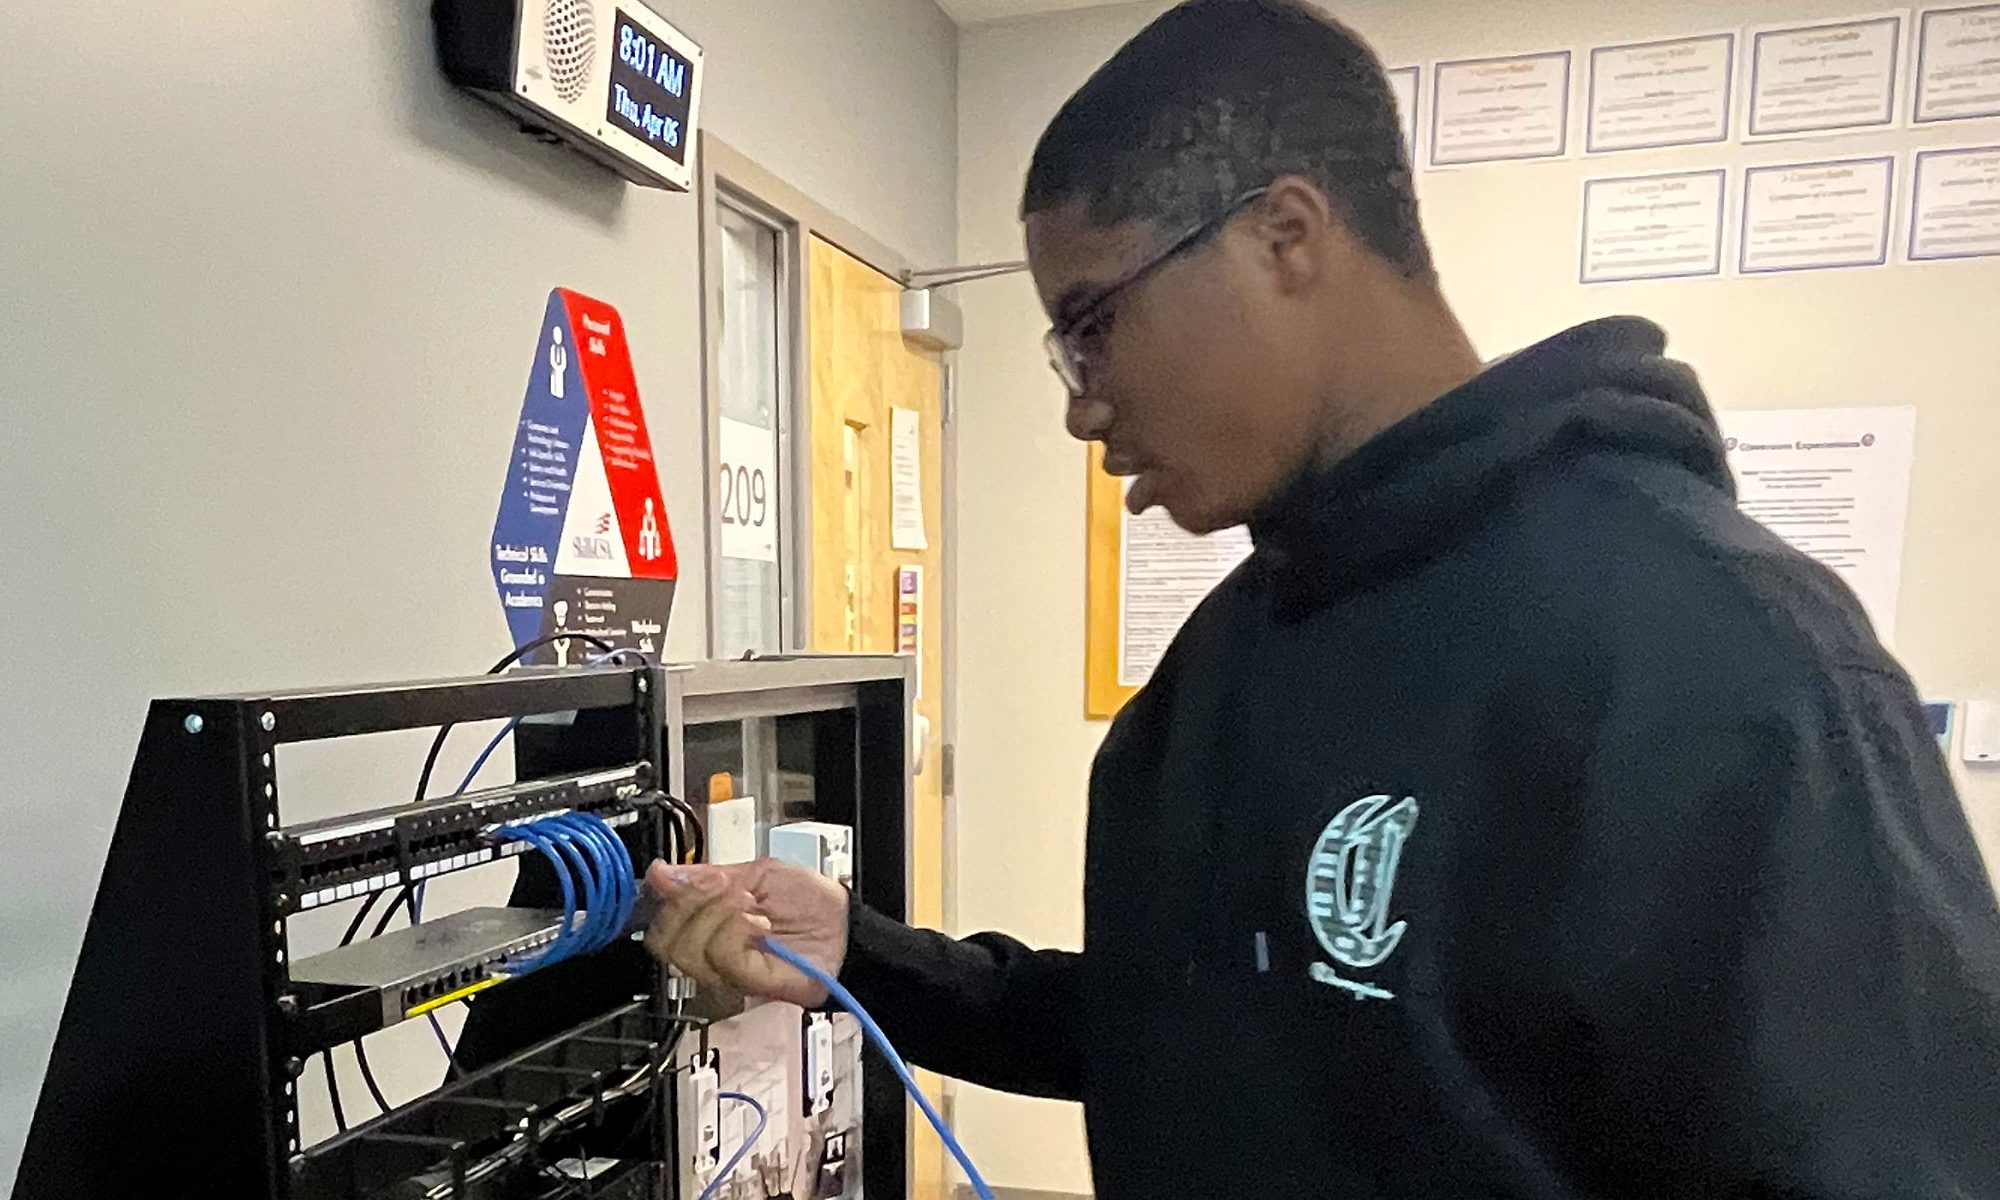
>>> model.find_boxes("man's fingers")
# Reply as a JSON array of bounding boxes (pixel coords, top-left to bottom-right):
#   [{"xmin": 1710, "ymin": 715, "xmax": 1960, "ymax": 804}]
[
  {"xmin": 675, "ymin": 891, "xmax": 759, "ymax": 986},
  {"xmin": 695, "ymin": 892, "xmax": 768, "ymax": 987},
  {"xmin": 640, "ymin": 861, "xmax": 734, "ymax": 953},
  {"xmin": 644, "ymin": 889, "xmax": 744, "ymax": 981}
]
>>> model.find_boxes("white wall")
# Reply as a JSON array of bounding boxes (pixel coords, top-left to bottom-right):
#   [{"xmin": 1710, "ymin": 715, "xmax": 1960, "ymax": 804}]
[
  {"xmin": 0, "ymin": 0, "xmax": 954, "ymax": 1185},
  {"xmin": 955, "ymin": 1, "xmax": 2000, "ymax": 1191}
]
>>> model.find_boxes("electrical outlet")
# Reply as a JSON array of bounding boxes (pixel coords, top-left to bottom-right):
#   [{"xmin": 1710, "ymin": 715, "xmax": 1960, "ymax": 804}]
[
  {"xmin": 802, "ymin": 1012, "xmax": 835, "ymax": 1116},
  {"xmin": 681, "ymin": 1051, "xmax": 722, "ymax": 1178}
]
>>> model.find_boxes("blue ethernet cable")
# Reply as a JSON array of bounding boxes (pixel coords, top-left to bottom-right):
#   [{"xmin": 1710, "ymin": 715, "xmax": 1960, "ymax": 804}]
[
  {"xmin": 760, "ymin": 939, "xmax": 997, "ymax": 1200},
  {"xmin": 412, "ymin": 718, "xmax": 523, "ymax": 924},
  {"xmin": 696, "ymin": 1091, "xmax": 768, "ymax": 1200},
  {"xmin": 493, "ymin": 821, "xmax": 580, "ymax": 969},
  {"xmin": 557, "ymin": 812, "xmax": 637, "ymax": 934}
]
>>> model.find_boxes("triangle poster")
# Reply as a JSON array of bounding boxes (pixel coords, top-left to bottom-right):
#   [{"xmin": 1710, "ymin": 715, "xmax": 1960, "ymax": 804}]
[{"xmin": 490, "ymin": 288, "xmax": 677, "ymax": 665}]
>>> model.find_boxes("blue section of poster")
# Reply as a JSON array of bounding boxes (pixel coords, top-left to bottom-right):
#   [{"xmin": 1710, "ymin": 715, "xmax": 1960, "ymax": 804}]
[{"xmin": 491, "ymin": 292, "xmax": 590, "ymax": 650}]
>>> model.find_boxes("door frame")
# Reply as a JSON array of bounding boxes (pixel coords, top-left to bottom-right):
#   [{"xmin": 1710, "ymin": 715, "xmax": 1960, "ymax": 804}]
[
  {"xmin": 694, "ymin": 132, "xmax": 962, "ymax": 1194},
  {"xmin": 696, "ymin": 134, "xmax": 922, "ymax": 659}
]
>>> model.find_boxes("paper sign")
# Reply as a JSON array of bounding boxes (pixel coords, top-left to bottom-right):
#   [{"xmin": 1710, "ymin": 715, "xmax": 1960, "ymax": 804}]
[
  {"xmin": 1118, "ymin": 488, "xmax": 1253, "ymax": 687},
  {"xmin": 1739, "ymin": 158, "xmax": 1895, "ymax": 274},
  {"xmin": 1909, "ymin": 145, "xmax": 2000, "ymax": 261},
  {"xmin": 1586, "ymin": 34, "xmax": 1735, "ymax": 153},
  {"xmin": 1747, "ymin": 14, "xmax": 1904, "ymax": 138},
  {"xmin": 1430, "ymin": 51, "xmax": 1573, "ymax": 166},
  {"xmin": 717, "ymin": 417, "xmax": 779, "ymax": 562},
  {"xmin": 891, "ymin": 406, "xmax": 927, "ymax": 551},
  {"xmin": 1580, "ymin": 169, "xmax": 1727, "ymax": 283},
  {"xmin": 1721, "ymin": 406, "xmax": 1916, "ymax": 637},
  {"xmin": 1914, "ymin": 4, "xmax": 2000, "ymax": 124}
]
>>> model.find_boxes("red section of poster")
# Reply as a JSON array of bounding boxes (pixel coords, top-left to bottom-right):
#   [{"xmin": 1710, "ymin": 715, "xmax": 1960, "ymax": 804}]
[{"xmin": 559, "ymin": 288, "xmax": 679, "ymax": 580}]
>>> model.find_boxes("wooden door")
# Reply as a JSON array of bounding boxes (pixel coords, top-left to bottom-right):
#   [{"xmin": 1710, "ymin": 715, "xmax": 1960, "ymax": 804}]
[{"xmin": 806, "ymin": 234, "xmax": 949, "ymax": 1200}]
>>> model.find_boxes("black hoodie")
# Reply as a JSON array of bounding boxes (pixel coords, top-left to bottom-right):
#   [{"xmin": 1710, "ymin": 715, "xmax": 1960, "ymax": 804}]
[{"xmin": 841, "ymin": 318, "xmax": 2000, "ymax": 1198}]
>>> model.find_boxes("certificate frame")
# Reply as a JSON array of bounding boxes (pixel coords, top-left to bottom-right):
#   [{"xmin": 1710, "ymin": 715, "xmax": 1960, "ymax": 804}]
[
  {"xmin": 1428, "ymin": 49, "xmax": 1575, "ymax": 168},
  {"xmin": 1745, "ymin": 13, "xmax": 1907, "ymax": 140},
  {"xmin": 1579, "ymin": 168, "xmax": 1730, "ymax": 284},
  {"xmin": 1912, "ymin": 3, "xmax": 2000, "ymax": 125},
  {"xmin": 1585, "ymin": 32, "xmax": 1737, "ymax": 154},
  {"xmin": 1738, "ymin": 155, "xmax": 1898, "ymax": 275},
  {"xmin": 1907, "ymin": 144, "xmax": 2000, "ymax": 261}
]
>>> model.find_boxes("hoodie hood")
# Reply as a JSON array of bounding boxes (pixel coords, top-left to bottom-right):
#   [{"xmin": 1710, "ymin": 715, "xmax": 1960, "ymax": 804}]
[{"xmin": 1250, "ymin": 316, "xmax": 1729, "ymax": 612}]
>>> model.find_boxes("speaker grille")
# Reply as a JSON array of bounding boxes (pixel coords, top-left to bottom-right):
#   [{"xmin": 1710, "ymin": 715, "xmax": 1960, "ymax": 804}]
[{"xmin": 543, "ymin": 0, "xmax": 596, "ymax": 103}]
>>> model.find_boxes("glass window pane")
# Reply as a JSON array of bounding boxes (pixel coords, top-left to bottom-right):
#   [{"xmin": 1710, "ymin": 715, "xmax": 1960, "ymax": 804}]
[{"xmin": 716, "ymin": 201, "xmax": 785, "ymax": 656}]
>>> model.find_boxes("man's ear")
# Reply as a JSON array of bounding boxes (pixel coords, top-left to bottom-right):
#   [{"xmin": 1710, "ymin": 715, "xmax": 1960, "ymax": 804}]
[{"xmin": 1253, "ymin": 175, "xmax": 1353, "ymax": 295}]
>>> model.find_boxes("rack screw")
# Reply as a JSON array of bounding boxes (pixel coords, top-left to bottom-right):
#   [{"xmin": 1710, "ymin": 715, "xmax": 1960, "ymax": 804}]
[
  {"xmin": 183, "ymin": 714, "xmax": 204, "ymax": 734},
  {"xmin": 261, "ymin": 712, "xmax": 277, "ymax": 732},
  {"xmin": 276, "ymin": 995, "xmax": 300, "ymax": 1018},
  {"xmin": 285, "ymin": 1056, "xmax": 305, "ymax": 1078}
]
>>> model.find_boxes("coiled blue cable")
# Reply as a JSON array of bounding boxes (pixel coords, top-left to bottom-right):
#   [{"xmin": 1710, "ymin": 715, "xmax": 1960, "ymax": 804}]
[
  {"xmin": 760, "ymin": 938, "xmax": 996, "ymax": 1200},
  {"xmin": 491, "ymin": 810, "xmax": 638, "ymax": 971},
  {"xmin": 494, "ymin": 821, "xmax": 581, "ymax": 970},
  {"xmin": 552, "ymin": 811, "xmax": 633, "ymax": 947}
]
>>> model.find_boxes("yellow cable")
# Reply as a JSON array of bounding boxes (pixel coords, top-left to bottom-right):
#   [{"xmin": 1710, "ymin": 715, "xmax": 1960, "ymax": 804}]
[{"xmin": 405, "ymin": 973, "xmax": 508, "ymax": 1019}]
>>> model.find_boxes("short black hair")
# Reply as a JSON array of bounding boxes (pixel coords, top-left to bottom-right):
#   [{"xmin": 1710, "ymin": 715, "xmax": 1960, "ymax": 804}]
[{"xmin": 1022, "ymin": 0, "xmax": 1432, "ymax": 281}]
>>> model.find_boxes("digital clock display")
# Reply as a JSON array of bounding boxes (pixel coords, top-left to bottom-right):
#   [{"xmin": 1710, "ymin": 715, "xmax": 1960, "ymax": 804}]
[{"xmin": 605, "ymin": 10, "xmax": 693, "ymax": 166}]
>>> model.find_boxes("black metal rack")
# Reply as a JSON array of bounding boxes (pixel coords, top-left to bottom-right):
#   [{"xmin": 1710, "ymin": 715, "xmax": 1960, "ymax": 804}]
[
  {"xmin": 17, "ymin": 655, "xmax": 915, "ymax": 1200},
  {"xmin": 15, "ymin": 666, "xmax": 675, "ymax": 1200}
]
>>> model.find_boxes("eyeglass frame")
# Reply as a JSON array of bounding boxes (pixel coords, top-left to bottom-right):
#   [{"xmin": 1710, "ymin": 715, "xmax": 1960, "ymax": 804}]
[{"xmin": 1042, "ymin": 185, "xmax": 1272, "ymax": 398}]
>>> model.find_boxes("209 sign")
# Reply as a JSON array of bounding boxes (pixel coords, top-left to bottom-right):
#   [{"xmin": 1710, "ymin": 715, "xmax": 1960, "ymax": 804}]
[
  {"xmin": 718, "ymin": 462, "xmax": 769, "ymax": 530},
  {"xmin": 717, "ymin": 417, "xmax": 779, "ymax": 562}
]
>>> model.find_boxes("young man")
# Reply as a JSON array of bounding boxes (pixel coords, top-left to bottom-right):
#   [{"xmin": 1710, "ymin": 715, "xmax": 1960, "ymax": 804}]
[{"xmin": 646, "ymin": 2, "xmax": 2000, "ymax": 1195}]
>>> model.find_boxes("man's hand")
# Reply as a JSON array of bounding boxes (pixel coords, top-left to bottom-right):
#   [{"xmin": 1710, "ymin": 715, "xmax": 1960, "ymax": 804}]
[{"xmin": 640, "ymin": 858, "xmax": 849, "ymax": 1008}]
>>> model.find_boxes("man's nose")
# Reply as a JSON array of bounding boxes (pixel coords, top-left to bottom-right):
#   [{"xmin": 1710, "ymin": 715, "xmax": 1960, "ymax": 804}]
[{"xmin": 1066, "ymin": 393, "xmax": 1113, "ymax": 442}]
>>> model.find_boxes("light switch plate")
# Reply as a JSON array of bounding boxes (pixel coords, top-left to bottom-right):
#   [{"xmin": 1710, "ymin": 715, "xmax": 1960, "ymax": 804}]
[{"xmin": 1962, "ymin": 701, "xmax": 2000, "ymax": 765}]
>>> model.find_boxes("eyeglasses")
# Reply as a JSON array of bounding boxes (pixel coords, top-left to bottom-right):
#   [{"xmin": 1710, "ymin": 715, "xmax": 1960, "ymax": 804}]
[{"xmin": 1043, "ymin": 186, "xmax": 1270, "ymax": 398}]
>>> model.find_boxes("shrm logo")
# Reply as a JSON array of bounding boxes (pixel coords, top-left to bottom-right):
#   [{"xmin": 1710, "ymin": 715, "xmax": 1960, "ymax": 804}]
[{"xmin": 570, "ymin": 512, "xmax": 616, "ymax": 561}]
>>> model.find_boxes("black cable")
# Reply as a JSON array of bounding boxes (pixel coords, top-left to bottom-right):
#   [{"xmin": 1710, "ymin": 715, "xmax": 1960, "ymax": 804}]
[
  {"xmin": 321, "ymin": 1052, "xmax": 348, "ymax": 1132},
  {"xmin": 316, "ymin": 888, "xmax": 395, "ymax": 1124},
  {"xmin": 355, "ymin": 1044, "xmax": 391, "ymax": 1112},
  {"xmin": 345, "ymin": 886, "xmax": 422, "ymax": 1108},
  {"xmin": 665, "ymin": 791, "xmax": 704, "ymax": 864},
  {"xmin": 377, "ymin": 631, "xmax": 628, "ymax": 1032},
  {"xmin": 331, "ymin": 633, "xmax": 641, "ymax": 1126},
  {"xmin": 370, "ymin": 886, "xmax": 416, "ymax": 939},
  {"xmin": 341, "ymin": 889, "xmax": 387, "ymax": 947},
  {"xmin": 410, "ymin": 631, "xmax": 620, "ymax": 806}
]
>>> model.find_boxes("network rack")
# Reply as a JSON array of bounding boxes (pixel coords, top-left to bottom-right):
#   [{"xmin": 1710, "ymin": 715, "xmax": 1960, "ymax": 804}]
[
  {"xmin": 16, "ymin": 665, "xmax": 682, "ymax": 1200},
  {"xmin": 18, "ymin": 655, "xmax": 916, "ymax": 1200}
]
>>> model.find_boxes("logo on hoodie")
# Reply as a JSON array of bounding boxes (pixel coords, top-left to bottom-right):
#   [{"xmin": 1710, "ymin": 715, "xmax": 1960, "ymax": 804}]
[{"xmin": 1305, "ymin": 794, "xmax": 1419, "ymax": 1000}]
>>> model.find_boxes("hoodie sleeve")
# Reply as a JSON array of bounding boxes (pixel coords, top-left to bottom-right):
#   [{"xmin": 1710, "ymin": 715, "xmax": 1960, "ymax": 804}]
[
  {"xmin": 1479, "ymin": 643, "xmax": 2000, "ymax": 1195},
  {"xmin": 835, "ymin": 901, "xmax": 1085, "ymax": 1101}
]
